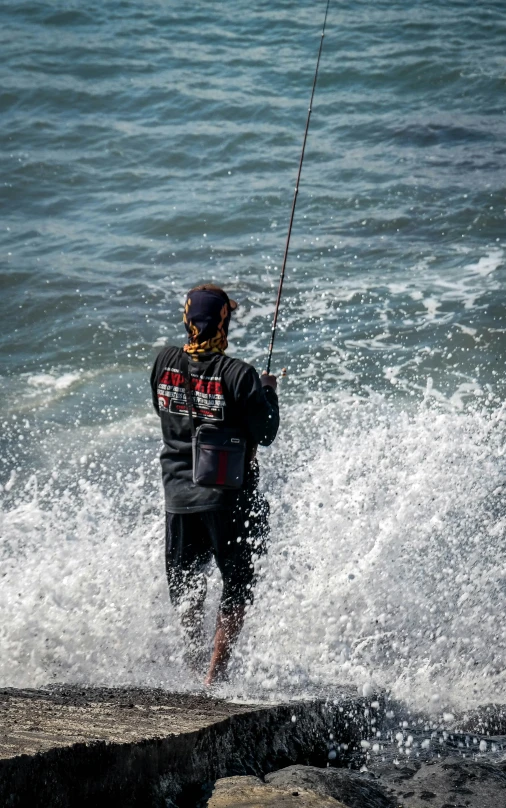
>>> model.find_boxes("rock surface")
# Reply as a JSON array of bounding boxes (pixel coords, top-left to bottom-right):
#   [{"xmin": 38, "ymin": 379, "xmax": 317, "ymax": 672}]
[
  {"xmin": 265, "ymin": 764, "xmax": 395, "ymax": 808},
  {"xmin": 457, "ymin": 703, "xmax": 506, "ymax": 736},
  {"xmin": 5, "ymin": 685, "xmax": 503, "ymax": 807},
  {"xmin": 209, "ymin": 774, "xmax": 347, "ymax": 807},
  {"xmin": 0, "ymin": 686, "xmax": 378, "ymax": 808},
  {"xmin": 216, "ymin": 757, "xmax": 506, "ymax": 808},
  {"xmin": 372, "ymin": 757, "xmax": 506, "ymax": 808},
  {"xmin": 0, "ymin": 687, "xmax": 260, "ymax": 759}
]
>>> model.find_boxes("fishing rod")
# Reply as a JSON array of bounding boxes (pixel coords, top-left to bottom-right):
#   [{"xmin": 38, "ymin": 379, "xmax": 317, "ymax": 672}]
[{"xmin": 265, "ymin": 0, "xmax": 331, "ymax": 375}]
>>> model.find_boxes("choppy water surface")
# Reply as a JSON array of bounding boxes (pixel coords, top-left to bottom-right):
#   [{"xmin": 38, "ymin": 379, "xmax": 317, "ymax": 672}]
[{"xmin": 1, "ymin": 0, "xmax": 505, "ymax": 714}]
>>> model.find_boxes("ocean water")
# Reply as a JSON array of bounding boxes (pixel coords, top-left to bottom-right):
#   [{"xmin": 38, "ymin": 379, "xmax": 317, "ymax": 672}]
[{"xmin": 1, "ymin": 0, "xmax": 505, "ymax": 715}]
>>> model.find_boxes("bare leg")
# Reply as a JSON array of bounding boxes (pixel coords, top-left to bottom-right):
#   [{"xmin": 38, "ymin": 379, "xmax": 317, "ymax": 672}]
[
  {"xmin": 178, "ymin": 573, "xmax": 207, "ymax": 675},
  {"xmin": 204, "ymin": 606, "xmax": 245, "ymax": 686}
]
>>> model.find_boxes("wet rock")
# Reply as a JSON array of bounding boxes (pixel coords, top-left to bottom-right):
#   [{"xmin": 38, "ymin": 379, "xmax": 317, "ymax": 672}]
[
  {"xmin": 265, "ymin": 764, "xmax": 395, "ymax": 808},
  {"xmin": 457, "ymin": 703, "xmax": 506, "ymax": 736},
  {"xmin": 372, "ymin": 757, "xmax": 506, "ymax": 808},
  {"xmin": 209, "ymin": 774, "xmax": 348, "ymax": 807},
  {"xmin": 0, "ymin": 686, "xmax": 380, "ymax": 808}
]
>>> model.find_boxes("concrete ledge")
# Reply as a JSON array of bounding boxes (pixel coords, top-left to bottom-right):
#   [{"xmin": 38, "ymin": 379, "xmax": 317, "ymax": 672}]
[{"xmin": 0, "ymin": 686, "xmax": 381, "ymax": 807}]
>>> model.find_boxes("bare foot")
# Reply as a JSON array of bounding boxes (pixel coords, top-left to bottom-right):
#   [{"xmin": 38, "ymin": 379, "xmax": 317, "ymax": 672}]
[{"xmin": 203, "ymin": 664, "xmax": 229, "ymax": 688}]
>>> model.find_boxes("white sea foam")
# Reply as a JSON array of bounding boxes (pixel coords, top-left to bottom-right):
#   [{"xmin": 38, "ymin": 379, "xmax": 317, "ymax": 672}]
[
  {"xmin": 467, "ymin": 248, "xmax": 504, "ymax": 277},
  {"xmin": 27, "ymin": 372, "xmax": 80, "ymax": 390},
  {"xmin": 234, "ymin": 398, "xmax": 506, "ymax": 710},
  {"xmin": 1, "ymin": 396, "xmax": 504, "ymax": 714}
]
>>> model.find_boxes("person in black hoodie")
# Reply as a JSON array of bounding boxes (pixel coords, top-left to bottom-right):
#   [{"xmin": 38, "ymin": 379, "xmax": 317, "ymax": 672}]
[{"xmin": 151, "ymin": 284, "xmax": 279, "ymax": 685}]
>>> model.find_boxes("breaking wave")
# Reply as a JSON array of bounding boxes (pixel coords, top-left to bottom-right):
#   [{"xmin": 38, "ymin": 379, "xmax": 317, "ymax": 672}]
[{"xmin": 1, "ymin": 395, "xmax": 504, "ymax": 714}]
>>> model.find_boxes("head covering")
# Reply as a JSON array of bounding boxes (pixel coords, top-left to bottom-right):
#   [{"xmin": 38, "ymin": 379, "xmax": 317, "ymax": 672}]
[{"xmin": 183, "ymin": 287, "xmax": 237, "ymax": 355}]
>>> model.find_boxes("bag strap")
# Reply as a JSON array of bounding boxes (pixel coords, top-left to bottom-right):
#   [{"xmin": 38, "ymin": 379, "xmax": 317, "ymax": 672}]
[
  {"xmin": 181, "ymin": 350, "xmax": 230, "ymax": 437},
  {"xmin": 180, "ymin": 350, "xmax": 196, "ymax": 438}
]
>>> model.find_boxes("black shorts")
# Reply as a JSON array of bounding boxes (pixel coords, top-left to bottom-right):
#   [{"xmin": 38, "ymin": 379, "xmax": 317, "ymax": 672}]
[{"xmin": 165, "ymin": 490, "xmax": 269, "ymax": 616}]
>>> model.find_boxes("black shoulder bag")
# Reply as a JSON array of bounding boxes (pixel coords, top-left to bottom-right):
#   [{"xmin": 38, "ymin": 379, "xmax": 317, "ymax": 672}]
[{"xmin": 181, "ymin": 351, "xmax": 247, "ymax": 489}]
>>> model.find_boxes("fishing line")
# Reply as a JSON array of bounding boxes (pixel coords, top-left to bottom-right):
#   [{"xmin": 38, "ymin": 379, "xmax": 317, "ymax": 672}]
[{"xmin": 265, "ymin": 0, "xmax": 331, "ymax": 375}]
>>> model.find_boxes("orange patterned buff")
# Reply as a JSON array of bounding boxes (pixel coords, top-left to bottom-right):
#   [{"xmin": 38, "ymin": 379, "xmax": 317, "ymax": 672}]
[{"xmin": 183, "ymin": 288, "xmax": 233, "ymax": 355}]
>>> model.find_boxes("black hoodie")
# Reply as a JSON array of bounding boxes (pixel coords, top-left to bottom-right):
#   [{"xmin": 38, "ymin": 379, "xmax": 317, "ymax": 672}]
[{"xmin": 150, "ymin": 346, "xmax": 279, "ymax": 513}]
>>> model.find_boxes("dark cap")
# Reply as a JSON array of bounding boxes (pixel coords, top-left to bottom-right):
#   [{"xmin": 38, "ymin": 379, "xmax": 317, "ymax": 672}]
[
  {"xmin": 186, "ymin": 284, "xmax": 237, "ymax": 311},
  {"xmin": 183, "ymin": 286, "xmax": 237, "ymax": 344}
]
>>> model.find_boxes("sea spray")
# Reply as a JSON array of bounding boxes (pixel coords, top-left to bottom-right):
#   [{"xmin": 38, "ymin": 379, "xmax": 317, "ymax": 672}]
[
  {"xmin": 237, "ymin": 397, "xmax": 506, "ymax": 709},
  {"xmin": 1, "ymin": 396, "xmax": 504, "ymax": 713}
]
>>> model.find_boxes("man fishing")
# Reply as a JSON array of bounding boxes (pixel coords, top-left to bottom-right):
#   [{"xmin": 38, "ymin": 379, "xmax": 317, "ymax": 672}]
[{"xmin": 150, "ymin": 284, "xmax": 279, "ymax": 685}]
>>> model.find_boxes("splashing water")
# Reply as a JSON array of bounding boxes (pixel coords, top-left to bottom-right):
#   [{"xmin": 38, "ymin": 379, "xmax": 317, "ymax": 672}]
[
  {"xmin": 1, "ymin": 395, "xmax": 504, "ymax": 713},
  {"xmin": 239, "ymin": 398, "xmax": 506, "ymax": 710}
]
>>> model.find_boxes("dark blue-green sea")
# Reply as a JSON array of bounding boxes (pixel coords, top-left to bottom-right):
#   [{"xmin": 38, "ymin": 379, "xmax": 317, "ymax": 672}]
[{"xmin": 1, "ymin": 0, "xmax": 505, "ymax": 719}]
